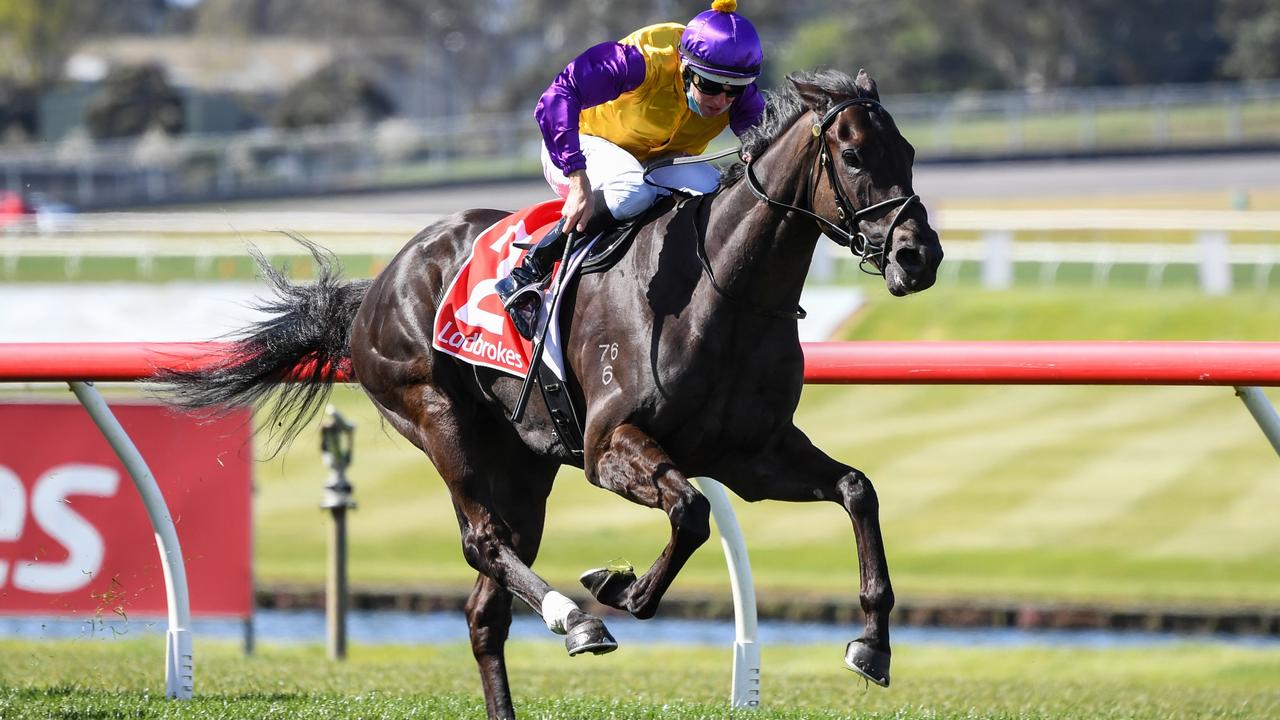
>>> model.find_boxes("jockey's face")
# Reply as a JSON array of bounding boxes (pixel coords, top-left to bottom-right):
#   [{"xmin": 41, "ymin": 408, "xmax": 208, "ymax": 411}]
[
  {"xmin": 686, "ymin": 68, "xmax": 748, "ymax": 118},
  {"xmin": 691, "ymin": 82, "xmax": 732, "ymax": 117}
]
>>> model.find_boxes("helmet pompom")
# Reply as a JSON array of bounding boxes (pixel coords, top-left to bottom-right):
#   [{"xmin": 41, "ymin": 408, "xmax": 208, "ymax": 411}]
[{"xmin": 711, "ymin": 0, "xmax": 737, "ymax": 12}]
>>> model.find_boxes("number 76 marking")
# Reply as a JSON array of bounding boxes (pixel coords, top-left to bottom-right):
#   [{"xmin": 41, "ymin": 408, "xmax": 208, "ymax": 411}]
[{"xmin": 598, "ymin": 343, "xmax": 619, "ymax": 385}]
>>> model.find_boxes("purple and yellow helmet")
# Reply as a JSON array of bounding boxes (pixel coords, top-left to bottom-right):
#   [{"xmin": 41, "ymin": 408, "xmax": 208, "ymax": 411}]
[{"xmin": 679, "ymin": 0, "xmax": 762, "ymax": 85}]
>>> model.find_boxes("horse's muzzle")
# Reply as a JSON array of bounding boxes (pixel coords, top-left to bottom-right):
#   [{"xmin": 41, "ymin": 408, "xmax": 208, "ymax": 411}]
[{"xmin": 884, "ymin": 228, "xmax": 943, "ymax": 296}]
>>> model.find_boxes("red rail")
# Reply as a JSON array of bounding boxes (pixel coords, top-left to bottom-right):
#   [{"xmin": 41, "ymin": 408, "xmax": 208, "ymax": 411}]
[
  {"xmin": 0, "ymin": 342, "xmax": 239, "ymax": 383},
  {"xmin": 2, "ymin": 341, "xmax": 1280, "ymax": 386},
  {"xmin": 802, "ymin": 341, "xmax": 1280, "ymax": 386}
]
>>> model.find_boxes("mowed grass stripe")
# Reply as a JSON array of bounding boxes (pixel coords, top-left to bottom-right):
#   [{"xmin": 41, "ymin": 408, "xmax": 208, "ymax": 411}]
[
  {"xmin": 864, "ymin": 386, "xmax": 1204, "ymax": 530},
  {"xmin": 1150, "ymin": 443, "xmax": 1280, "ymax": 560},
  {"xmin": 939, "ymin": 388, "xmax": 1251, "ymax": 552},
  {"xmin": 881, "ymin": 387, "xmax": 1200, "ymax": 551}
]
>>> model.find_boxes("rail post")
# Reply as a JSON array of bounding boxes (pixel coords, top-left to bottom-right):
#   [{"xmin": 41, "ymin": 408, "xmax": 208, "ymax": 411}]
[
  {"xmin": 1235, "ymin": 387, "xmax": 1280, "ymax": 458},
  {"xmin": 692, "ymin": 477, "xmax": 761, "ymax": 709},
  {"xmin": 320, "ymin": 405, "xmax": 357, "ymax": 661},
  {"xmin": 1197, "ymin": 231, "xmax": 1231, "ymax": 296},
  {"xmin": 67, "ymin": 381, "xmax": 193, "ymax": 699},
  {"xmin": 981, "ymin": 230, "xmax": 1014, "ymax": 289}
]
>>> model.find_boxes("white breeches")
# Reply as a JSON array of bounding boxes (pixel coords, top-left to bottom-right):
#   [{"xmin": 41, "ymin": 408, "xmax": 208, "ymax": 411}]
[{"xmin": 541, "ymin": 134, "xmax": 722, "ymax": 221}]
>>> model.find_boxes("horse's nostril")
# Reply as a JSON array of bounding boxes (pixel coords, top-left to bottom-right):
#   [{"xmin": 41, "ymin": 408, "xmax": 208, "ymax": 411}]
[{"xmin": 894, "ymin": 244, "xmax": 925, "ymax": 272}]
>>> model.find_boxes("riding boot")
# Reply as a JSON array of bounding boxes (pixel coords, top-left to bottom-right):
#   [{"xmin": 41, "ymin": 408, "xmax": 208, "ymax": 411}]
[{"xmin": 497, "ymin": 191, "xmax": 615, "ymax": 340}]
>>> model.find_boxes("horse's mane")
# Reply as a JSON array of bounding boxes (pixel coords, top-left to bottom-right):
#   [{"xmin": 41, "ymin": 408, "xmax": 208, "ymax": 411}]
[{"xmin": 720, "ymin": 68, "xmax": 872, "ymax": 187}]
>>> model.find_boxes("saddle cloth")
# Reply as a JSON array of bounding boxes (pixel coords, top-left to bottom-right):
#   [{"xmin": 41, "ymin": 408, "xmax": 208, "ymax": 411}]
[{"xmin": 432, "ymin": 199, "xmax": 599, "ymax": 381}]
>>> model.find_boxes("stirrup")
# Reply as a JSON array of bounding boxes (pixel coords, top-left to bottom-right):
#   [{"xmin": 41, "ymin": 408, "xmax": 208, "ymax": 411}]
[
  {"xmin": 502, "ymin": 281, "xmax": 544, "ymax": 311},
  {"xmin": 496, "ymin": 270, "xmax": 539, "ymax": 304},
  {"xmin": 503, "ymin": 286, "xmax": 543, "ymax": 340}
]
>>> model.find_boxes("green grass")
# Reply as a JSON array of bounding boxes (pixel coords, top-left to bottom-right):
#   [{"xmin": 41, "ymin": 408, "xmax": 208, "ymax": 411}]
[
  {"xmin": 222, "ymin": 286, "xmax": 1280, "ymax": 609},
  {"xmin": 2, "ymin": 253, "xmax": 392, "ymax": 284},
  {"xmin": 1, "ymin": 638, "xmax": 1277, "ymax": 719},
  {"xmin": 898, "ymin": 99, "xmax": 1280, "ymax": 154}
]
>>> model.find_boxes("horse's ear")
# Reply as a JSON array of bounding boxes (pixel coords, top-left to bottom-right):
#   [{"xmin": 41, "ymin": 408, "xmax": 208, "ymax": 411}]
[
  {"xmin": 787, "ymin": 73, "xmax": 833, "ymax": 114},
  {"xmin": 855, "ymin": 69, "xmax": 880, "ymax": 101}
]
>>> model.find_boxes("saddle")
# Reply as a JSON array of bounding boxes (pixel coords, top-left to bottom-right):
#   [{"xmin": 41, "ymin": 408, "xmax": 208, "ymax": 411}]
[
  {"xmin": 532, "ymin": 194, "xmax": 704, "ymax": 456},
  {"xmin": 431, "ymin": 194, "xmax": 706, "ymax": 458},
  {"xmin": 578, "ymin": 194, "xmax": 678, "ymax": 275}
]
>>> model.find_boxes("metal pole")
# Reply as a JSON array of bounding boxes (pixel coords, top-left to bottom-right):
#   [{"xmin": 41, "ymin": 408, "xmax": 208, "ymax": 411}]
[
  {"xmin": 1236, "ymin": 386, "xmax": 1280, "ymax": 458},
  {"xmin": 692, "ymin": 477, "xmax": 761, "ymax": 709},
  {"xmin": 320, "ymin": 405, "xmax": 356, "ymax": 661},
  {"xmin": 68, "ymin": 381, "xmax": 193, "ymax": 699}
]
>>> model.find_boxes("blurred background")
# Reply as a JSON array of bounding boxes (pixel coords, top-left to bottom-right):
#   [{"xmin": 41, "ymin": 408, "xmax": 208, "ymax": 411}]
[
  {"xmin": 0, "ymin": 0, "xmax": 1278, "ymax": 211},
  {"xmin": 2, "ymin": 0, "xmax": 1280, "ymax": 655}
]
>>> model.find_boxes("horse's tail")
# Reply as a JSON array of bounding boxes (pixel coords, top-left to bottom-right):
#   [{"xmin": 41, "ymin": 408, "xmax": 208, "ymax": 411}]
[{"xmin": 157, "ymin": 237, "xmax": 371, "ymax": 451}]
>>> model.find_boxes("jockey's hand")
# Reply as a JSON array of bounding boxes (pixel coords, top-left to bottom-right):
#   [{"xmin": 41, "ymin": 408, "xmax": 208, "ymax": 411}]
[{"xmin": 563, "ymin": 170, "xmax": 593, "ymax": 233}]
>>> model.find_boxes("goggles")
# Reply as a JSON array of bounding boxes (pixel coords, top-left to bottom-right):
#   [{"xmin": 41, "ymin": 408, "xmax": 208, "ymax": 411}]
[{"xmin": 689, "ymin": 71, "xmax": 749, "ymax": 98}]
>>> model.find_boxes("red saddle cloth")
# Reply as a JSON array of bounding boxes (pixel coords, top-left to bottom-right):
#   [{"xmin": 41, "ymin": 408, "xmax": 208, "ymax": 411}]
[{"xmin": 431, "ymin": 199, "xmax": 564, "ymax": 379}]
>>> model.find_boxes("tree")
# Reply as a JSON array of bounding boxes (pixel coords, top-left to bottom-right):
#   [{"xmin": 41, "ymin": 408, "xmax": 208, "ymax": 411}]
[
  {"xmin": 0, "ymin": 78, "xmax": 37, "ymax": 141},
  {"xmin": 772, "ymin": 1, "xmax": 1004, "ymax": 93},
  {"xmin": 771, "ymin": 0, "xmax": 1236, "ymax": 93},
  {"xmin": 272, "ymin": 62, "xmax": 396, "ymax": 129},
  {"xmin": 0, "ymin": 0, "xmax": 86, "ymax": 85},
  {"xmin": 1219, "ymin": 0, "xmax": 1280, "ymax": 79},
  {"xmin": 83, "ymin": 63, "xmax": 184, "ymax": 140}
]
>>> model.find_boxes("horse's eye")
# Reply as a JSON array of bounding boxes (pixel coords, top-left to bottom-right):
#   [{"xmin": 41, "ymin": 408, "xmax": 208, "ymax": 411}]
[{"xmin": 842, "ymin": 149, "xmax": 862, "ymax": 168}]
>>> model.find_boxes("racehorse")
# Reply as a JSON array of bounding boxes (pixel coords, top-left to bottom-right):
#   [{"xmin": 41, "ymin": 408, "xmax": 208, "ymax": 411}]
[{"xmin": 161, "ymin": 68, "xmax": 942, "ymax": 719}]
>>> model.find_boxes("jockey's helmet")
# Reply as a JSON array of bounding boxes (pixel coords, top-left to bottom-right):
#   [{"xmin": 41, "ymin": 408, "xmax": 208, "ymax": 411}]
[{"xmin": 679, "ymin": 0, "xmax": 762, "ymax": 86}]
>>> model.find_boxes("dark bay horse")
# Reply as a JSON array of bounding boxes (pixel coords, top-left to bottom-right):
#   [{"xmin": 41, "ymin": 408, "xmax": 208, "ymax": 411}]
[{"xmin": 162, "ymin": 69, "xmax": 942, "ymax": 719}]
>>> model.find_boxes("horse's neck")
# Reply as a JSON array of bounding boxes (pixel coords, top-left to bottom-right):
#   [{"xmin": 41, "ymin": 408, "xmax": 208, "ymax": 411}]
[{"xmin": 704, "ymin": 130, "xmax": 822, "ymax": 314}]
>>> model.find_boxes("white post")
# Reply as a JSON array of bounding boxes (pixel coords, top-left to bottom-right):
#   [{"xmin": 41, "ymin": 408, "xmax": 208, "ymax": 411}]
[
  {"xmin": 1197, "ymin": 231, "xmax": 1231, "ymax": 296},
  {"xmin": 981, "ymin": 231, "xmax": 1014, "ymax": 289},
  {"xmin": 1235, "ymin": 386, "xmax": 1280, "ymax": 458},
  {"xmin": 68, "ymin": 382, "xmax": 194, "ymax": 700},
  {"xmin": 692, "ymin": 477, "xmax": 760, "ymax": 709}
]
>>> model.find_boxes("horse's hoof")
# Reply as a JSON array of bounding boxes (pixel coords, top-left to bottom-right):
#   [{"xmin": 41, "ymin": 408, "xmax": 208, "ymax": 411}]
[
  {"xmin": 564, "ymin": 612, "xmax": 618, "ymax": 657},
  {"xmin": 579, "ymin": 567, "xmax": 636, "ymax": 609},
  {"xmin": 844, "ymin": 640, "xmax": 891, "ymax": 687}
]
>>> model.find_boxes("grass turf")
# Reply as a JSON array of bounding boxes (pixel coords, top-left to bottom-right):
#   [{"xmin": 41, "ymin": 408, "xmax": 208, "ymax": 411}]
[{"xmin": 1, "ymin": 638, "xmax": 1278, "ymax": 719}]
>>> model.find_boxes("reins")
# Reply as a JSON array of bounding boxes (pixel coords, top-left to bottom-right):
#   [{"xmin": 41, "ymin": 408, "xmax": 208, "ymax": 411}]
[
  {"xmin": 688, "ymin": 193, "xmax": 807, "ymax": 320},
  {"xmin": 745, "ymin": 97, "xmax": 920, "ymax": 276},
  {"xmin": 641, "ymin": 97, "xmax": 919, "ymax": 320},
  {"xmin": 646, "ymin": 149, "xmax": 808, "ymax": 321}
]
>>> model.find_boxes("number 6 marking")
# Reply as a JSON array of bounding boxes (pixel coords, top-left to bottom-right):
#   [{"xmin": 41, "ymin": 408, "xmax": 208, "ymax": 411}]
[{"xmin": 598, "ymin": 343, "xmax": 619, "ymax": 385}]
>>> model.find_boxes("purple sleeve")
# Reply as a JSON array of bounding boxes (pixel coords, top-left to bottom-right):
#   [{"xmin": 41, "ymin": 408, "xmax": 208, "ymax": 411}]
[
  {"xmin": 729, "ymin": 83, "xmax": 766, "ymax": 137},
  {"xmin": 535, "ymin": 42, "xmax": 647, "ymax": 175}
]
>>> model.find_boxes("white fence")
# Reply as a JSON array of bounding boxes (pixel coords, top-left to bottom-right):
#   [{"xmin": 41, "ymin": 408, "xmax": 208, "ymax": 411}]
[
  {"xmin": 4, "ymin": 209, "xmax": 1280, "ymax": 293},
  {"xmin": 812, "ymin": 209, "xmax": 1280, "ymax": 294}
]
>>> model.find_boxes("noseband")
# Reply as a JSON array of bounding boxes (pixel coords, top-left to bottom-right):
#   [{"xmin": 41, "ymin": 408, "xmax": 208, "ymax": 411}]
[{"xmin": 745, "ymin": 97, "xmax": 919, "ymax": 276}]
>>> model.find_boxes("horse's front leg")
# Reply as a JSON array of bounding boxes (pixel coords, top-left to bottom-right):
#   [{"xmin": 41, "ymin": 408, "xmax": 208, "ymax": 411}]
[
  {"xmin": 724, "ymin": 424, "xmax": 895, "ymax": 687},
  {"xmin": 580, "ymin": 423, "xmax": 712, "ymax": 619}
]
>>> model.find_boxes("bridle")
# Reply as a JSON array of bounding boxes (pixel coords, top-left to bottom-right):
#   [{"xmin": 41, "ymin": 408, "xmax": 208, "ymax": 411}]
[
  {"xmin": 745, "ymin": 97, "xmax": 920, "ymax": 276},
  {"xmin": 644, "ymin": 96, "xmax": 920, "ymax": 320}
]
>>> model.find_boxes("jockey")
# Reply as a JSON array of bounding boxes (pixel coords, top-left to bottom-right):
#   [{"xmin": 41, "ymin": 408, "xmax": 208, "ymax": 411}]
[{"xmin": 496, "ymin": 0, "xmax": 766, "ymax": 339}]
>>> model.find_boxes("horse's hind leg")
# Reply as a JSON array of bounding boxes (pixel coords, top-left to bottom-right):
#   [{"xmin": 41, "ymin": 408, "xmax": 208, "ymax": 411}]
[
  {"xmin": 579, "ymin": 423, "xmax": 712, "ymax": 619},
  {"xmin": 369, "ymin": 389, "xmax": 616, "ymax": 719},
  {"xmin": 436, "ymin": 431, "xmax": 618, "ymax": 657},
  {"xmin": 464, "ymin": 466, "xmax": 555, "ymax": 720}
]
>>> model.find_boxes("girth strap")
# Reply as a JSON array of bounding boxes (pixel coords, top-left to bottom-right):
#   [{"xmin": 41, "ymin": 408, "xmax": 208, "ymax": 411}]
[{"xmin": 536, "ymin": 362, "xmax": 584, "ymax": 457}]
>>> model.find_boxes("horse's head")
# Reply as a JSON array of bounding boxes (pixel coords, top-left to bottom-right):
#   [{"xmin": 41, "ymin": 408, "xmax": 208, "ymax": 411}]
[{"xmin": 788, "ymin": 69, "xmax": 943, "ymax": 296}]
